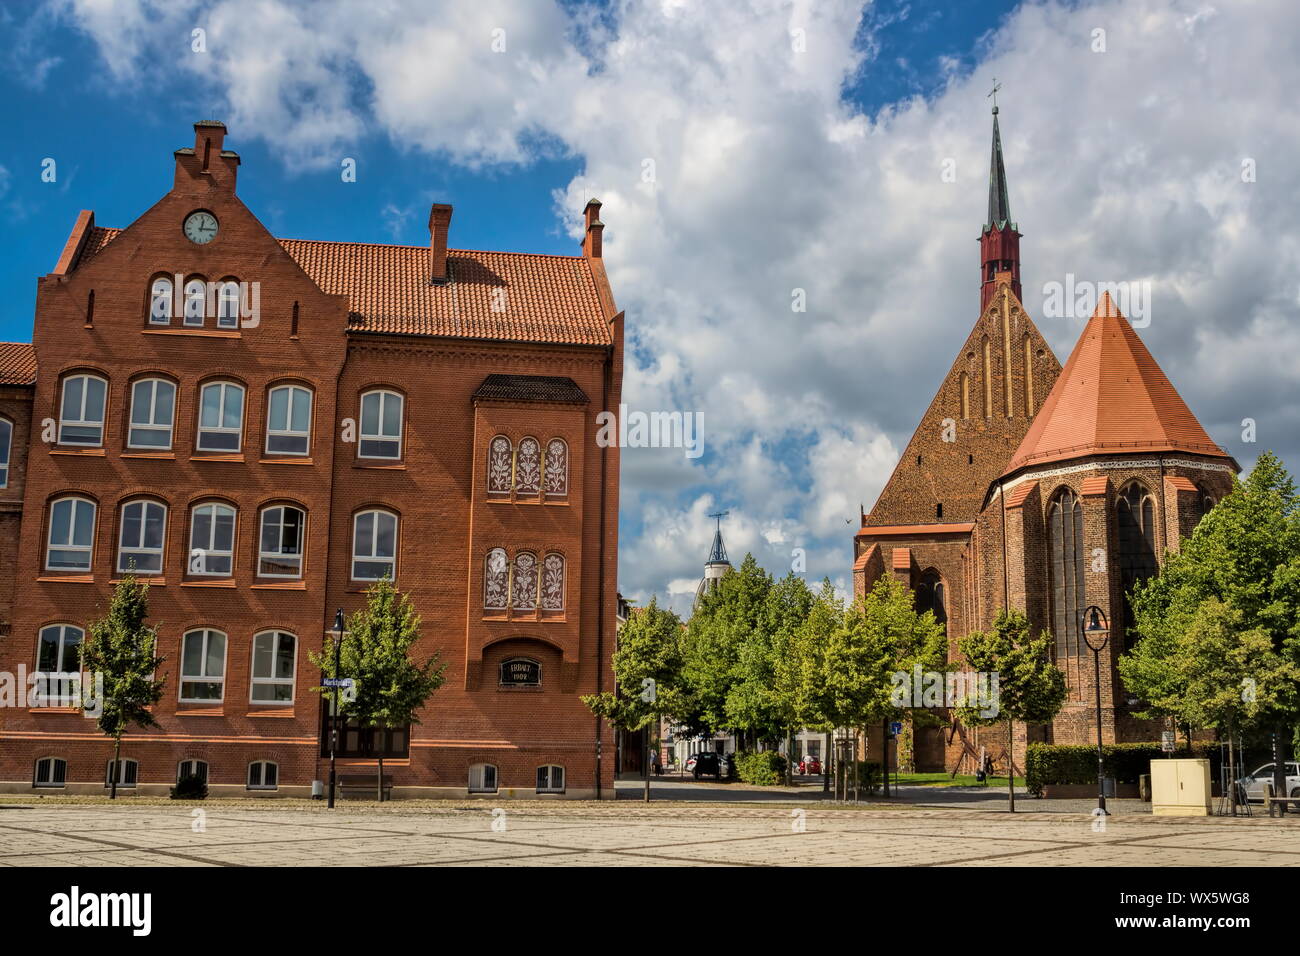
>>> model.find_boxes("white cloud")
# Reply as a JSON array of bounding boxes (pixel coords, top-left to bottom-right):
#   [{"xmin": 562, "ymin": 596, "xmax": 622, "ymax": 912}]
[{"xmin": 48, "ymin": 0, "xmax": 1300, "ymax": 607}]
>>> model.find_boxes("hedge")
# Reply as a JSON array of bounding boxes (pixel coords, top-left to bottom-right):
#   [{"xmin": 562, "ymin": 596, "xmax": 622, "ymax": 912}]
[
  {"xmin": 733, "ymin": 751, "xmax": 788, "ymax": 786},
  {"xmin": 1025, "ymin": 742, "xmax": 1222, "ymax": 796}
]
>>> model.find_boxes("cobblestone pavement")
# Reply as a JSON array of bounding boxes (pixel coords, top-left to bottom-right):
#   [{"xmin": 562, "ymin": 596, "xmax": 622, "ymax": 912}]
[{"xmin": 1, "ymin": 801, "xmax": 1296, "ymax": 866}]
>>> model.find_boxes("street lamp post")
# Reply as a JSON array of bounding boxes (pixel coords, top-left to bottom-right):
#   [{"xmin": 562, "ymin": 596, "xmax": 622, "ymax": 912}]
[
  {"xmin": 1081, "ymin": 605, "xmax": 1110, "ymax": 816},
  {"xmin": 327, "ymin": 608, "xmax": 344, "ymax": 810}
]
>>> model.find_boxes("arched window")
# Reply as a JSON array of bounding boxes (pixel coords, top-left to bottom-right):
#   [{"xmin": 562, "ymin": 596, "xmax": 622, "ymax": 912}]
[
  {"xmin": 487, "ymin": 435, "xmax": 513, "ymax": 494},
  {"xmin": 177, "ymin": 760, "xmax": 208, "ymax": 784},
  {"xmin": 1023, "ymin": 333, "xmax": 1035, "ymax": 415},
  {"xmin": 258, "ymin": 505, "xmax": 305, "ymax": 578},
  {"xmin": 266, "ymin": 384, "xmax": 312, "ymax": 456},
  {"xmin": 982, "ymin": 337, "xmax": 993, "ymax": 418},
  {"xmin": 541, "ymin": 552, "xmax": 565, "ymax": 611},
  {"xmin": 117, "ymin": 499, "xmax": 167, "ymax": 574},
  {"xmin": 105, "ymin": 758, "xmax": 138, "ymax": 789},
  {"xmin": 359, "ymin": 389, "xmax": 403, "ymax": 459},
  {"xmin": 958, "ymin": 372, "xmax": 970, "ymax": 420},
  {"xmin": 512, "ymin": 551, "xmax": 538, "ymax": 610},
  {"xmin": 180, "ymin": 629, "xmax": 226, "ymax": 702},
  {"xmin": 915, "ymin": 570, "xmax": 947, "ymax": 632},
  {"xmin": 484, "ymin": 548, "xmax": 509, "ymax": 610},
  {"xmin": 46, "ymin": 497, "xmax": 96, "ymax": 571},
  {"xmin": 247, "ymin": 761, "xmax": 278, "ymax": 790},
  {"xmin": 544, "ymin": 439, "xmax": 568, "ymax": 497},
  {"xmin": 189, "ymin": 502, "xmax": 235, "ymax": 576},
  {"xmin": 1118, "ymin": 481, "xmax": 1158, "ymax": 648},
  {"xmin": 251, "ymin": 631, "xmax": 297, "ymax": 704},
  {"xmin": 216, "ymin": 280, "xmax": 240, "ymax": 329},
  {"xmin": 58, "ymin": 373, "xmax": 107, "ymax": 446},
  {"xmin": 469, "ymin": 763, "xmax": 498, "ymax": 793},
  {"xmin": 1048, "ymin": 488, "xmax": 1085, "ymax": 659},
  {"xmin": 514, "ymin": 437, "xmax": 541, "ymax": 496},
  {"xmin": 34, "ymin": 757, "xmax": 67, "ymax": 788},
  {"xmin": 149, "ymin": 276, "xmax": 173, "ymax": 325},
  {"xmin": 128, "ymin": 378, "xmax": 176, "ymax": 449},
  {"xmin": 196, "ymin": 381, "xmax": 245, "ymax": 452},
  {"xmin": 0, "ymin": 417, "xmax": 11, "ymax": 487},
  {"xmin": 352, "ymin": 509, "xmax": 397, "ymax": 581},
  {"xmin": 183, "ymin": 278, "xmax": 207, "ymax": 326},
  {"xmin": 36, "ymin": 624, "xmax": 83, "ymax": 704},
  {"xmin": 536, "ymin": 765, "xmax": 565, "ymax": 793}
]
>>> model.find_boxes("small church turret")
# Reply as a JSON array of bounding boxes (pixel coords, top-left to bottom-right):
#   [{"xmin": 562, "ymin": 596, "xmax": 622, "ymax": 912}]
[
  {"xmin": 980, "ymin": 86, "xmax": 1021, "ymax": 311},
  {"xmin": 696, "ymin": 511, "xmax": 731, "ymax": 602}
]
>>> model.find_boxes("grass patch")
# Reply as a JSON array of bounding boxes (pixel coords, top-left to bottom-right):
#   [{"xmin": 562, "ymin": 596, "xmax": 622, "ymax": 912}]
[{"xmin": 891, "ymin": 772, "xmax": 1026, "ymax": 788}]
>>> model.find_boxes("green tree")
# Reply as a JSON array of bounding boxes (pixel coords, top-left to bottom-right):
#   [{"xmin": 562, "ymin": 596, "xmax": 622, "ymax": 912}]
[
  {"xmin": 956, "ymin": 608, "xmax": 1067, "ymax": 811},
  {"xmin": 1121, "ymin": 451, "xmax": 1300, "ymax": 803},
  {"xmin": 311, "ymin": 578, "xmax": 445, "ymax": 801},
  {"xmin": 583, "ymin": 597, "xmax": 687, "ymax": 733},
  {"xmin": 79, "ymin": 574, "xmax": 166, "ymax": 799},
  {"xmin": 776, "ymin": 579, "xmax": 841, "ymax": 789},
  {"xmin": 758, "ymin": 573, "xmax": 815, "ymax": 782}
]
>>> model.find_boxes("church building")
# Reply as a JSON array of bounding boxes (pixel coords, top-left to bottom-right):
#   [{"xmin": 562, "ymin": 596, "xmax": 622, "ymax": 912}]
[{"xmin": 853, "ymin": 106, "xmax": 1236, "ymax": 774}]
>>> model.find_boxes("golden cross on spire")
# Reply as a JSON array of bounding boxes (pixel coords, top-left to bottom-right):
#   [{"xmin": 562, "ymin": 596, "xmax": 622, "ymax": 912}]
[{"xmin": 987, "ymin": 77, "xmax": 1002, "ymax": 113}]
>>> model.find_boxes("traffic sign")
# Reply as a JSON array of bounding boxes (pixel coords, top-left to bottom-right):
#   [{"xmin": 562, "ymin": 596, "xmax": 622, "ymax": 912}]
[
  {"xmin": 321, "ymin": 678, "xmax": 354, "ymax": 689},
  {"xmin": 890, "ymin": 721, "xmax": 903, "ymax": 735}
]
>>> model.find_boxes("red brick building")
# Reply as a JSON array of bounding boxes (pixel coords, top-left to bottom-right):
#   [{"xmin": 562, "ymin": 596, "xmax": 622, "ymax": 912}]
[
  {"xmin": 853, "ymin": 107, "xmax": 1237, "ymax": 774},
  {"xmin": 0, "ymin": 121, "xmax": 623, "ymax": 798}
]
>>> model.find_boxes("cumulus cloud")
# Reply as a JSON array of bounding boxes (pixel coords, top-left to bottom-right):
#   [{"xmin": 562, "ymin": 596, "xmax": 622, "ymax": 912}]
[{"xmin": 42, "ymin": 0, "xmax": 1300, "ymax": 615}]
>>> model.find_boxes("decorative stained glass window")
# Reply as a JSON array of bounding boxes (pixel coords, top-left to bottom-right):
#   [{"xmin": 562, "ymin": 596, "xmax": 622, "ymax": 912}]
[
  {"xmin": 487, "ymin": 436, "xmax": 513, "ymax": 494},
  {"xmin": 541, "ymin": 553, "xmax": 565, "ymax": 610},
  {"xmin": 515, "ymin": 437, "xmax": 541, "ymax": 496},
  {"xmin": 544, "ymin": 439, "xmax": 568, "ymax": 497},
  {"xmin": 484, "ymin": 548, "xmax": 509, "ymax": 611},
  {"xmin": 512, "ymin": 551, "xmax": 538, "ymax": 610}
]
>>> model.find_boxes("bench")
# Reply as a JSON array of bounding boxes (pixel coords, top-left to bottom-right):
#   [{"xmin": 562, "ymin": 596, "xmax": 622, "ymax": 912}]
[
  {"xmin": 1264, "ymin": 794, "xmax": 1300, "ymax": 818},
  {"xmin": 337, "ymin": 774, "xmax": 393, "ymax": 800}
]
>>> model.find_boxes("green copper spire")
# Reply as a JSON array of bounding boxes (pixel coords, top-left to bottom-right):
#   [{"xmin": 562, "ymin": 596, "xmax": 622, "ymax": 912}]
[{"xmin": 986, "ymin": 104, "xmax": 1013, "ymax": 231}]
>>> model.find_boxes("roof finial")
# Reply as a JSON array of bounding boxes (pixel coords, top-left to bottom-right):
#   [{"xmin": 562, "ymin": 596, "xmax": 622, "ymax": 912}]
[
  {"xmin": 987, "ymin": 77, "xmax": 1002, "ymax": 114},
  {"xmin": 707, "ymin": 510, "xmax": 730, "ymax": 565}
]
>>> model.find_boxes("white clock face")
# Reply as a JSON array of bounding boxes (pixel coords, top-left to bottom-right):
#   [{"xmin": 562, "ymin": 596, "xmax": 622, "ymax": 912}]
[{"xmin": 183, "ymin": 211, "xmax": 219, "ymax": 245}]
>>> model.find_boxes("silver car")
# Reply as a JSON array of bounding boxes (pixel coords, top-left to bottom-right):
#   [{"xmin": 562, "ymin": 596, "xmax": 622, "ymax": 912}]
[{"xmin": 1237, "ymin": 761, "xmax": 1300, "ymax": 802}]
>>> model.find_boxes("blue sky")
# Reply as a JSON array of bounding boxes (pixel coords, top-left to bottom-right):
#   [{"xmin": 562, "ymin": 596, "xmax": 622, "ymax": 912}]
[{"xmin": 3, "ymin": 0, "xmax": 1295, "ymax": 613}]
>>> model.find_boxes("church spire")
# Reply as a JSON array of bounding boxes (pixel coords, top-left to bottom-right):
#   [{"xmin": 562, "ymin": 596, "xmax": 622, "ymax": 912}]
[
  {"xmin": 696, "ymin": 511, "xmax": 731, "ymax": 603},
  {"xmin": 979, "ymin": 87, "xmax": 1022, "ymax": 311}
]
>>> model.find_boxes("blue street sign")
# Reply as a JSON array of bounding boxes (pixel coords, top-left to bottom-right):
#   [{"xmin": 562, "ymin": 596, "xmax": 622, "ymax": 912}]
[
  {"xmin": 890, "ymin": 721, "xmax": 903, "ymax": 735},
  {"xmin": 321, "ymin": 678, "xmax": 354, "ymax": 688}
]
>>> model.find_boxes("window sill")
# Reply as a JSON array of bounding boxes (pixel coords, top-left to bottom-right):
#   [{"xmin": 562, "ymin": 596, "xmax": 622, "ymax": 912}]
[
  {"xmin": 36, "ymin": 574, "xmax": 94, "ymax": 583},
  {"xmin": 192, "ymin": 454, "xmax": 245, "ymax": 463},
  {"xmin": 354, "ymin": 461, "xmax": 406, "ymax": 470},
  {"xmin": 50, "ymin": 447, "xmax": 106, "ymax": 457},
  {"xmin": 110, "ymin": 577, "xmax": 165, "ymax": 586},
  {"xmin": 247, "ymin": 708, "xmax": 296, "ymax": 718},
  {"xmin": 251, "ymin": 581, "xmax": 307, "ymax": 590},
  {"xmin": 176, "ymin": 706, "xmax": 224, "ymax": 716},
  {"xmin": 259, "ymin": 457, "xmax": 314, "ymax": 466},
  {"xmin": 122, "ymin": 451, "xmax": 176, "ymax": 460},
  {"xmin": 181, "ymin": 578, "xmax": 237, "ymax": 588},
  {"xmin": 142, "ymin": 328, "xmax": 242, "ymax": 339},
  {"xmin": 28, "ymin": 707, "xmax": 80, "ymax": 714},
  {"xmin": 483, "ymin": 613, "xmax": 565, "ymax": 623}
]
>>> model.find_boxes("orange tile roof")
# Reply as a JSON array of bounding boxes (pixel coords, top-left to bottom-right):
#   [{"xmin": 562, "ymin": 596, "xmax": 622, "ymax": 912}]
[
  {"xmin": 1080, "ymin": 475, "xmax": 1110, "ymax": 496},
  {"xmin": 856, "ymin": 522, "xmax": 975, "ymax": 538},
  {"xmin": 1004, "ymin": 293, "xmax": 1232, "ymax": 475},
  {"xmin": 0, "ymin": 342, "xmax": 36, "ymax": 386},
  {"xmin": 891, "ymin": 547, "xmax": 913, "ymax": 571},
  {"xmin": 853, "ymin": 543, "xmax": 880, "ymax": 571},
  {"xmin": 1164, "ymin": 475, "xmax": 1198, "ymax": 493},
  {"xmin": 73, "ymin": 227, "xmax": 613, "ymax": 347},
  {"xmin": 1003, "ymin": 481, "xmax": 1038, "ymax": 509}
]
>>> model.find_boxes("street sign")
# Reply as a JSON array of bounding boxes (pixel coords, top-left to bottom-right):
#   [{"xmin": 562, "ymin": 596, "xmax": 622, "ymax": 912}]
[
  {"xmin": 1160, "ymin": 731, "xmax": 1175, "ymax": 753},
  {"xmin": 321, "ymin": 678, "xmax": 354, "ymax": 689},
  {"xmin": 890, "ymin": 721, "xmax": 903, "ymax": 736}
]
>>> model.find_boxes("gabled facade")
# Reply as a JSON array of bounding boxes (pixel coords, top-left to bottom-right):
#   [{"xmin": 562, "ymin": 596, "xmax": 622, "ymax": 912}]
[{"xmin": 0, "ymin": 121, "xmax": 623, "ymax": 798}]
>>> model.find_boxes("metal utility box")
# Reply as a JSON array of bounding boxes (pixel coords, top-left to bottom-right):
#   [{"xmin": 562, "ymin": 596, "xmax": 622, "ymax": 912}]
[{"xmin": 1150, "ymin": 758, "xmax": 1211, "ymax": 816}]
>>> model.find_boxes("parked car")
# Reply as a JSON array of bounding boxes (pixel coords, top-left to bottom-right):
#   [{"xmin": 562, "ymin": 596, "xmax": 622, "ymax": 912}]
[
  {"xmin": 685, "ymin": 751, "xmax": 732, "ymax": 780},
  {"xmin": 1236, "ymin": 761, "xmax": 1300, "ymax": 803},
  {"xmin": 798, "ymin": 756, "xmax": 822, "ymax": 776}
]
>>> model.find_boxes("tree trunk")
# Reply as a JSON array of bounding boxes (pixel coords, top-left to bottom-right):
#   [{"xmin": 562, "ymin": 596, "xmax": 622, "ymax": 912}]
[
  {"xmin": 1227, "ymin": 719, "xmax": 1236, "ymax": 816},
  {"xmin": 1007, "ymin": 719, "xmax": 1016, "ymax": 813},
  {"xmin": 110, "ymin": 735, "xmax": 122, "ymax": 800},
  {"xmin": 882, "ymin": 719, "xmax": 890, "ymax": 798},
  {"xmin": 1273, "ymin": 722, "xmax": 1288, "ymax": 816},
  {"xmin": 377, "ymin": 754, "xmax": 384, "ymax": 803},
  {"xmin": 785, "ymin": 730, "xmax": 794, "ymax": 786},
  {"xmin": 823, "ymin": 731, "xmax": 831, "ymax": 792}
]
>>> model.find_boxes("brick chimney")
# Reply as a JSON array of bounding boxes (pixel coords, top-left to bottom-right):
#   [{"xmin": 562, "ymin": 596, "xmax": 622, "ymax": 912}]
[
  {"xmin": 175, "ymin": 120, "xmax": 240, "ymax": 191},
  {"xmin": 429, "ymin": 203, "xmax": 453, "ymax": 283},
  {"xmin": 582, "ymin": 199, "xmax": 604, "ymax": 258}
]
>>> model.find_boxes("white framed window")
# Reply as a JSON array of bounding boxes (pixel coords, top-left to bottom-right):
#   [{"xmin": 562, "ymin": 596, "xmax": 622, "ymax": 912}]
[
  {"xmin": 266, "ymin": 384, "xmax": 311, "ymax": 456},
  {"xmin": 469, "ymin": 763, "xmax": 498, "ymax": 793},
  {"xmin": 58, "ymin": 373, "xmax": 107, "ymax": 446},
  {"xmin": 216, "ymin": 280, "xmax": 240, "ymax": 329},
  {"xmin": 359, "ymin": 389, "xmax": 403, "ymax": 459},
  {"xmin": 251, "ymin": 631, "xmax": 297, "ymax": 704},
  {"xmin": 352, "ymin": 510, "xmax": 397, "ymax": 581},
  {"xmin": 34, "ymin": 757, "xmax": 67, "ymax": 788},
  {"xmin": 536, "ymin": 765, "xmax": 565, "ymax": 793},
  {"xmin": 183, "ymin": 278, "xmax": 207, "ymax": 327},
  {"xmin": 105, "ymin": 758, "xmax": 138, "ymax": 789},
  {"xmin": 0, "ymin": 417, "xmax": 11, "ymax": 487},
  {"xmin": 128, "ymin": 378, "xmax": 176, "ymax": 449},
  {"xmin": 46, "ymin": 497, "xmax": 96, "ymax": 571},
  {"xmin": 197, "ymin": 381, "xmax": 245, "ymax": 452},
  {"xmin": 36, "ymin": 624, "xmax": 83, "ymax": 704},
  {"xmin": 257, "ymin": 505, "xmax": 305, "ymax": 578},
  {"xmin": 188, "ymin": 502, "xmax": 235, "ymax": 576},
  {"xmin": 177, "ymin": 759, "xmax": 208, "ymax": 784},
  {"xmin": 117, "ymin": 499, "xmax": 167, "ymax": 574},
  {"xmin": 247, "ymin": 761, "xmax": 278, "ymax": 790},
  {"xmin": 180, "ymin": 629, "xmax": 227, "ymax": 702},
  {"xmin": 149, "ymin": 276, "xmax": 173, "ymax": 325}
]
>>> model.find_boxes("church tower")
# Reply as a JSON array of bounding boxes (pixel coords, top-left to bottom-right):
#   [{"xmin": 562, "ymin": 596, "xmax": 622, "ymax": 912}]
[
  {"xmin": 980, "ymin": 101, "xmax": 1021, "ymax": 310},
  {"xmin": 696, "ymin": 511, "xmax": 731, "ymax": 602}
]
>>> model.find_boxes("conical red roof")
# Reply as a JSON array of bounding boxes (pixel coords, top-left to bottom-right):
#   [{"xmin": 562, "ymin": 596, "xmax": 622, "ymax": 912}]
[{"xmin": 1003, "ymin": 293, "xmax": 1231, "ymax": 475}]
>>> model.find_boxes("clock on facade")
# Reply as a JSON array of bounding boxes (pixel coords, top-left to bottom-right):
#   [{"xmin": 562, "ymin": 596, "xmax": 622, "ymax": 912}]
[{"xmin": 183, "ymin": 210, "xmax": 219, "ymax": 244}]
